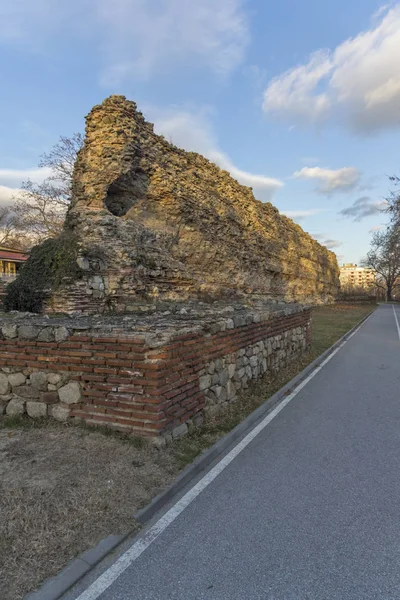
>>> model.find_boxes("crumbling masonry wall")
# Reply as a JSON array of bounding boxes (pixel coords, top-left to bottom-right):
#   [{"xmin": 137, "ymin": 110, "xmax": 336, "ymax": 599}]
[
  {"xmin": 43, "ymin": 95, "xmax": 339, "ymax": 313},
  {"xmin": 0, "ymin": 305, "xmax": 311, "ymax": 437}
]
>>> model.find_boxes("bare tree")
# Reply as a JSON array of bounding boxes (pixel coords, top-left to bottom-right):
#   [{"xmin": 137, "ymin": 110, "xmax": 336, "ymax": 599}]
[
  {"xmin": 385, "ymin": 175, "xmax": 400, "ymax": 224},
  {"xmin": 14, "ymin": 180, "xmax": 69, "ymax": 240},
  {"xmin": 0, "ymin": 206, "xmax": 17, "ymax": 246},
  {"xmin": 0, "ymin": 206, "xmax": 34, "ymax": 251},
  {"xmin": 13, "ymin": 133, "xmax": 83, "ymax": 241},
  {"xmin": 39, "ymin": 132, "xmax": 83, "ymax": 196},
  {"xmin": 362, "ymin": 224, "xmax": 400, "ymax": 301}
]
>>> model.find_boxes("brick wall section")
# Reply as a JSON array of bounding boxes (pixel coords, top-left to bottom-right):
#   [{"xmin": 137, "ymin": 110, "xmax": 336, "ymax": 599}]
[{"xmin": 0, "ymin": 307, "xmax": 311, "ymax": 437}]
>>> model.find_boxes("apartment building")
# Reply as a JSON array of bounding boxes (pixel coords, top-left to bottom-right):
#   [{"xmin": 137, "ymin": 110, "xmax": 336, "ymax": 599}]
[{"xmin": 339, "ymin": 263, "xmax": 376, "ymax": 290}]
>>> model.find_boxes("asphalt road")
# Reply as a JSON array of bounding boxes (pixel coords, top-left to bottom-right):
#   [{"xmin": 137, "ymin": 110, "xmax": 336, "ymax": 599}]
[{"xmin": 70, "ymin": 304, "xmax": 400, "ymax": 600}]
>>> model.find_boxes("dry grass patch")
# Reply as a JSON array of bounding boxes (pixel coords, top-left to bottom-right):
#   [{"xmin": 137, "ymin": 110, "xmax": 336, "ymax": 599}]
[{"xmin": 0, "ymin": 422, "xmax": 180, "ymax": 600}]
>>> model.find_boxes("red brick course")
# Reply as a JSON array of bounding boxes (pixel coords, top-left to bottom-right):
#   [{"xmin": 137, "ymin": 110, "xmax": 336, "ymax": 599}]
[{"xmin": 0, "ymin": 309, "xmax": 311, "ymax": 436}]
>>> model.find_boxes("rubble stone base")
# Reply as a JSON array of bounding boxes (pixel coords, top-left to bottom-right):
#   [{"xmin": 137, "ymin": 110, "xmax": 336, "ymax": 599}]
[{"xmin": 0, "ymin": 302, "xmax": 311, "ymax": 438}]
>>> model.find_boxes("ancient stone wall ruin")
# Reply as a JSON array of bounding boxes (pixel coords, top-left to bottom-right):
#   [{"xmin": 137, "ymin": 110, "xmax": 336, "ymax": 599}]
[
  {"xmin": 0, "ymin": 304, "xmax": 311, "ymax": 438},
  {"xmin": 42, "ymin": 95, "xmax": 339, "ymax": 313}
]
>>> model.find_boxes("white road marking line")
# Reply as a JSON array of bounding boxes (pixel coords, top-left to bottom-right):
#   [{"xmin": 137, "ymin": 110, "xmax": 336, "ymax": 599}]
[
  {"xmin": 74, "ymin": 312, "xmax": 373, "ymax": 600},
  {"xmin": 393, "ymin": 305, "xmax": 400, "ymax": 342}
]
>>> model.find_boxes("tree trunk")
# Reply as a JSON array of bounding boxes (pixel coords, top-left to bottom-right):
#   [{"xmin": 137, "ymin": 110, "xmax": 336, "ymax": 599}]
[{"xmin": 387, "ymin": 285, "xmax": 393, "ymax": 301}]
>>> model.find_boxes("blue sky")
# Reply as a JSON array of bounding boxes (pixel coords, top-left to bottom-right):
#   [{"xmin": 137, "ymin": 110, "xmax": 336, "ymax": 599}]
[{"xmin": 1, "ymin": 0, "xmax": 399, "ymax": 263}]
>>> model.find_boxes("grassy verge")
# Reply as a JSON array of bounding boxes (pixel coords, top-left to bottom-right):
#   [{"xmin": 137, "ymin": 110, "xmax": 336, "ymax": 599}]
[{"xmin": 0, "ymin": 303, "xmax": 375, "ymax": 600}]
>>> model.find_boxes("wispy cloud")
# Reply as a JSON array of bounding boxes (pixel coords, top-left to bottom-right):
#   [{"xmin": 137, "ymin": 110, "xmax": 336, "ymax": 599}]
[
  {"xmin": 97, "ymin": 0, "xmax": 249, "ymax": 84},
  {"xmin": 263, "ymin": 4, "xmax": 400, "ymax": 132},
  {"xmin": 150, "ymin": 107, "xmax": 283, "ymax": 202},
  {"xmin": 293, "ymin": 166, "xmax": 361, "ymax": 194},
  {"xmin": 0, "ymin": 167, "xmax": 51, "ymax": 189},
  {"xmin": 323, "ymin": 239, "xmax": 342, "ymax": 250},
  {"xmin": 0, "ymin": 167, "xmax": 51, "ymax": 207},
  {"xmin": 311, "ymin": 232, "xmax": 342, "ymax": 250},
  {"xmin": 369, "ymin": 224, "xmax": 385, "ymax": 232},
  {"xmin": 281, "ymin": 209, "xmax": 322, "ymax": 221},
  {"xmin": 339, "ymin": 196, "xmax": 387, "ymax": 220},
  {"xmin": 0, "ymin": 1, "xmax": 249, "ymax": 84}
]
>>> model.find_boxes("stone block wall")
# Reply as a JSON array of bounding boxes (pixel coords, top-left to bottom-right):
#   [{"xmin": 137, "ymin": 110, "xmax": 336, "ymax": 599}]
[{"xmin": 0, "ymin": 303, "xmax": 311, "ymax": 437}]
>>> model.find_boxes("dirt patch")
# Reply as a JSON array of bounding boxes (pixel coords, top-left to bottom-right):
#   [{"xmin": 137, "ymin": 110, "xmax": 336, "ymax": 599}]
[{"xmin": 0, "ymin": 424, "xmax": 179, "ymax": 600}]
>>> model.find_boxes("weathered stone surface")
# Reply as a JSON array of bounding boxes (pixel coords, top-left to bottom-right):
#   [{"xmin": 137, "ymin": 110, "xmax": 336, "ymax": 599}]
[
  {"xmin": 0, "ymin": 394, "xmax": 13, "ymax": 402},
  {"xmin": 58, "ymin": 381, "xmax": 81, "ymax": 404},
  {"xmin": 6, "ymin": 398, "xmax": 25, "ymax": 416},
  {"xmin": 55, "ymin": 326, "xmax": 69, "ymax": 342},
  {"xmin": 8, "ymin": 372, "xmax": 26, "ymax": 388},
  {"xmin": 37, "ymin": 327, "xmax": 55, "ymax": 342},
  {"xmin": 172, "ymin": 423, "xmax": 188, "ymax": 438},
  {"xmin": 1, "ymin": 324, "xmax": 17, "ymax": 339},
  {"xmin": 0, "ymin": 373, "xmax": 10, "ymax": 395},
  {"xmin": 13, "ymin": 385, "xmax": 40, "ymax": 399},
  {"xmin": 29, "ymin": 95, "xmax": 338, "ymax": 314},
  {"xmin": 26, "ymin": 401, "xmax": 47, "ymax": 418},
  {"xmin": 50, "ymin": 404, "xmax": 70, "ymax": 422},
  {"xmin": 18, "ymin": 325, "xmax": 39, "ymax": 339},
  {"xmin": 40, "ymin": 392, "xmax": 59, "ymax": 404},
  {"xmin": 30, "ymin": 371, "xmax": 48, "ymax": 391},
  {"xmin": 48, "ymin": 373, "xmax": 62, "ymax": 385},
  {"xmin": 199, "ymin": 374, "xmax": 211, "ymax": 391},
  {"xmin": 219, "ymin": 369, "xmax": 229, "ymax": 386},
  {"xmin": 226, "ymin": 381, "xmax": 236, "ymax": 400}
]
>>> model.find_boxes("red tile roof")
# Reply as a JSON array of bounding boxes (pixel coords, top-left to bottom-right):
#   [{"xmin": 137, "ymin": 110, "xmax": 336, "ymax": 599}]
[{"xmin": 0, "ymin": 250, "xmax": 29, "ymax": 262}]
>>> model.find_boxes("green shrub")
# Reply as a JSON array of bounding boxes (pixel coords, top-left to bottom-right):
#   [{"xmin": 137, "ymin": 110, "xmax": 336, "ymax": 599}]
[{"xmin": 3, "ymin": 233, "xmax": 82, "ymax": 313}]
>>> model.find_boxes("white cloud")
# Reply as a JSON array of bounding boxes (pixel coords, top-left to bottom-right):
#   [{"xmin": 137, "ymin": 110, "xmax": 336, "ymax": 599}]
[
  {"xmin": 0, "ymin": 167, "xmax": 51, "ymax": 207},
  {"xmin": 264, "ymin": 50, "xmax": 332, "ymax": 125},
  {"xmin": 100, "ymin": 0, "xmax": 248, "ymax": 83},
  {"xmin": 339, "ymin": 196, "xmax": 388, "ymax": 220},
  {"xmin": 0, "ymin": 186, "xmax": 20, "ymax": 207},
  {"xmin": 151, "ymin": 108, "xmax": 283, "ymax": 201},
  {"xmin": 263, "ymin": 4, "xmax": 400, "ymax": 132},
  {"xmin": 293, "ymin": 166, "xmax": 361, "ymax": 194},
  {"xmin": 0, "ymin": 167, "xmax": 51, "ymax": 189},
  {"xmin": 372, "ymin": 4, "xmax": 392, "ymax": 20}
]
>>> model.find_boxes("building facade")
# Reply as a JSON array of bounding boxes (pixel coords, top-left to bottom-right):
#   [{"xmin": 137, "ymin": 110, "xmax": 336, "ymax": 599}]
[
  {"xmin": 0, "ymin": 246, "xmax": 29, "ymax": 281},
  {"xmin": 339, "ymin": 263, "xmax": 376, "ymax": 291}
]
